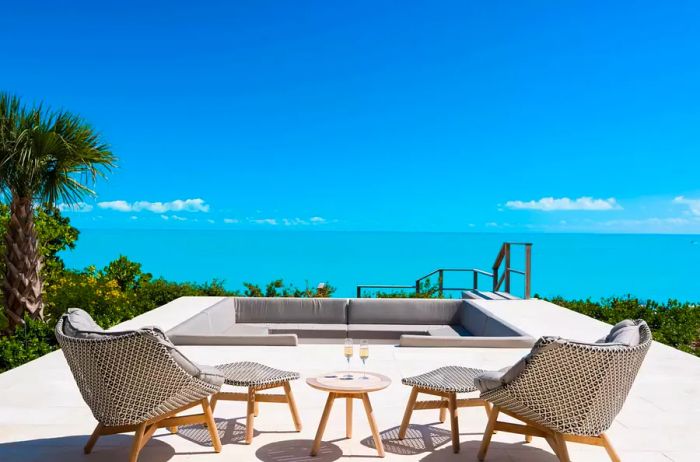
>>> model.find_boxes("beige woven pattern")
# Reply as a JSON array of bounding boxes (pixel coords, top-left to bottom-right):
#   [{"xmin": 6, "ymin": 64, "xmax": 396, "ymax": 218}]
[
  {"xmin": 481, "ymin": 319, "xmax": 652, "ymax": 436},
  {"xmin": 56, "ymin": 317, "xmax": 221, "ymax": 427},
  {"xmin": 216, "ymin": 361, "xmax": 300, "ymax": 387},
  {"xmin": 402, "ymin": 366, "xmax": 485, "ymax": 393}
]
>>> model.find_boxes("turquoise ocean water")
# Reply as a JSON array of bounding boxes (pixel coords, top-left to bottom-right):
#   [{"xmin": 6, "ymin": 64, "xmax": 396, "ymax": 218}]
[{"xmin": 60, "ymin": 230, "xmax": 700, "ymax": 302}]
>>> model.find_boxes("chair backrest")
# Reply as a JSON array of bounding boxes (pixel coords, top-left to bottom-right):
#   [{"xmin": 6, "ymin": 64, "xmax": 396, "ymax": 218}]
[
  {"xmin": 55, "ymin": 314, "xmax": 218, "ymax": 426},
  {"xmin": 487, "ymin": 319, "xmax": 652, "ymax": 436}
]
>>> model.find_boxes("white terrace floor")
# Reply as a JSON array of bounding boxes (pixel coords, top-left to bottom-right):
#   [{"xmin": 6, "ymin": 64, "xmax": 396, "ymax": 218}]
[{"xmin": 1, "ymin": 297, "xmax": 699, "ymax": 462}]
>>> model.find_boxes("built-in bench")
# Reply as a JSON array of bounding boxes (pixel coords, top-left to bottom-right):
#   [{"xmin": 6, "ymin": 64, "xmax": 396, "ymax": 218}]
[{"xmin": 166, "ymin": 297, "xmax": 535, "ymax": 347}]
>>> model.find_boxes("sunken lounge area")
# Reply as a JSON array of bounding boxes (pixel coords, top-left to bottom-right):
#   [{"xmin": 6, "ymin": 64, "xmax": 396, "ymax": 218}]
[
  {"xmin": 0, "ymin": 296, "xmax": 698, "ymax": 462},
  {"xmin": 165, "ymin": 297, "xmax": 535, "ymax": 347}
]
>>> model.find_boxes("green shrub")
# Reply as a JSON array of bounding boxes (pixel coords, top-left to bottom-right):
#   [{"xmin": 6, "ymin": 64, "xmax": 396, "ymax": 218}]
[
  {"xmin": 0, "ymin": 316, "xmax": 57, "ymax": 373},
  {"xmin": 243, "ymin": 279, "xmax": 336, "ymax": 298},
  {"xmin": 370, "ymin": 278, "xmax": 445, "ymax": 298},
  {"xmin": 543, "ymin": 295, "xmax": 700, "ymax": 356}
]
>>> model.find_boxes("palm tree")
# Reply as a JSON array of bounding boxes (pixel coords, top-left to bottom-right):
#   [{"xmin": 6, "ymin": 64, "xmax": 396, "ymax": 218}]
[{"xmin": 0, "ymin": 93, "xmax": 115, "ymax": 330}]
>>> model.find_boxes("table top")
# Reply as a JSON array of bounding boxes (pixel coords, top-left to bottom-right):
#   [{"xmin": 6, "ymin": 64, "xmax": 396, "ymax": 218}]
[{"xmin": 306, "ymin": 371, "xmax": 392, "ymax": 393}]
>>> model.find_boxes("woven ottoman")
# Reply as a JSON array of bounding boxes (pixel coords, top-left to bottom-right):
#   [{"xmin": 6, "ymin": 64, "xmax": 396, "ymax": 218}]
[
  {"xmin": 399, "ymin": 366, "xmax": 490, "ymax": 453},
  {"xmin": 212, "ymin": 361, "xmax": 301, "ymax": 444}
]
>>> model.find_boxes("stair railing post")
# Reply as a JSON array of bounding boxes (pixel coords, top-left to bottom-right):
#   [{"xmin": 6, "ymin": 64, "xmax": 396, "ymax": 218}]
[
  {"xmin": 493, "ymin": 243, "xmax": 504, "ymax": 291},
  {"xmin": 524, "ymin": 244, "xmax": 532, "ymax": 299},
  {"xmin": 415, "ymin": 279, "xmax": 421, "ymax": 296},
  {"xmin": 438, "ymin": 270, "xmax": 444, "ymax": 298},
  {"xmin": 356, "ymin": 286, "xmax": 362, "ymax": 298},
  {"xmin": 473, "ymin": 271, "xmax": 478, "ymax": 290},
  {"xmin": 504, "ymin": 243, "xmax": 511, "ymax": 294}
]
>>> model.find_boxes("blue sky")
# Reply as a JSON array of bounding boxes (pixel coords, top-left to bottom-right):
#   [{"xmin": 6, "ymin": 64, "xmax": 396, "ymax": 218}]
[{"xmin": 3, "ymin": 1, "xmax": 700, "ymax": 233}]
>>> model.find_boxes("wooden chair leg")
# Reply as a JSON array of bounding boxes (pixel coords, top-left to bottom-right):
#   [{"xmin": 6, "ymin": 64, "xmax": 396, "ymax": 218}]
[
  {"xmin": 167, "ymin": 426, "xmax": 178, "ymax": 434},
  {"xmin": 552, "ymin": 433, "xmax": 571, "ymax": 462},
  {"xmin": 483, "ymin": 401, "xmax": 492, "ymax": 418},
  {"xmin": 477, "ymin": 405, "xmax": 500, "ymax": 461},
  {"xmin": 245, "ymin": 387, "xmax": 256, "ymax": 444},
  {"xmin": 210, "ymin": 394, "xmax": 219, "ymax": 412},
  {"xmin": 139, "ymin": 424, "xmax": 158, "ymax": 452},
  {"xmin": 346, "ymin": 397, "xmax": 353, "ymax": 438},
  {"xmin": 525, "ymin": 434, "xmax": 533, "ymax": 443},
  {"xmin": 447, "ymin": 392, "xmax": 460, "ymax": 453},
  {"xmin": 84, "ymin": 423, "xmax": 103, "ymax": 454},
  {"xmin": 545, "ymin": 435, "xmax": 562, "ymax": 459},
  {"xmin": 439, "ymin": 397, "xmax": 447, "ymax": 423},
  {"xmin": 129, "ymin": 422, "xmax": 147, "ymax": 462},
  {"xmin": 600, "ymin": 433, "xmax": 621, "ymax": 462},
  {"xmin": 398, "ymin": 387, "xmax": 418, "ymax": 439},
  {"xmin": 283, "ymin": 381, "xmax": 303, "ymax": 431},
  {"xmin": 201, "ymin": 398, "xmax": 222, "ymax": 453},
  {"xmin": 254, "ymin": 400, "xmax": 260, "ymax": 417}
]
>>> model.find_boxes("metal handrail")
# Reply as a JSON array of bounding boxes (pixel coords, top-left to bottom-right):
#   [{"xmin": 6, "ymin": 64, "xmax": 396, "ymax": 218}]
[
  {"xmin": 356, "ymin": 285, "xmax": 477, "ymax": 298},
  {"xmin": 356, "ymin": 284, "xmax": 415, "ymax": 297},
  {"xmin": 357, "ymin": 268, "xmax": 493, "ymax": 298},
  {"xmin": 356, "ymin": 242, "xmax": 533, "ymax": 299},
  {"xmin": 492, "ymin": 242, "xmax": 532, "ymax": 298}
]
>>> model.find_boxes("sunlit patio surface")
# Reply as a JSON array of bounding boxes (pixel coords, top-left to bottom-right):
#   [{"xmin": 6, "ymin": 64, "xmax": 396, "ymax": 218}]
[{"xmin": 0, "ymin": 297, "xmax": 698, "ymax": 461}]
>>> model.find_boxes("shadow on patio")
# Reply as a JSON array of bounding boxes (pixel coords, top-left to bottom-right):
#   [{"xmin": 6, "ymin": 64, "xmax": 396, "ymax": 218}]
[
  {"xmin": 256, "ymin": 439, "xmax": 343, "ymax": 462},
  {"xmin": 173, "ymin": 417, "xmax": 254, "ymax": 446},
  {"xmin": 359, "ymin": 424, "xmax": 559, "ymax": 461},
  {"xmin": 360, "ymin": 424, "xmax": 453, "ymax": 455},
  {"xmin": 0, "ymin": 434, "xmax": 175, "ymax": 462}
]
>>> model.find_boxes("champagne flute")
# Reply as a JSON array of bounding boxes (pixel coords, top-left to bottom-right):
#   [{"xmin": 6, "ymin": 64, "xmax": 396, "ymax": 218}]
[
  {"xmin": 359, "ymin": 340, "xmax": 369, "ymax": 379},
  {"xmin": 343, "ymin": 338, "xmax": 354, "ymax": 378}
]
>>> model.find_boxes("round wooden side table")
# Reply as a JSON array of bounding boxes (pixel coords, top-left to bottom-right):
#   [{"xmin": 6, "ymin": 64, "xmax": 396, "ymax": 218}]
[{"xmin": 307, "ymin": 371, "xmax": 391, "ymax": 457}]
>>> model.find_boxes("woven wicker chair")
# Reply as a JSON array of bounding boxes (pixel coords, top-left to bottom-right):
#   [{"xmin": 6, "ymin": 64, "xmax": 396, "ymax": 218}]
[
  {"xmin": 476, "ymin": 319, "xmax": 652, "ymax": 462},
  {"xmin": 56, "ymin": 309, "xmax": 224, "ymax": 462}
]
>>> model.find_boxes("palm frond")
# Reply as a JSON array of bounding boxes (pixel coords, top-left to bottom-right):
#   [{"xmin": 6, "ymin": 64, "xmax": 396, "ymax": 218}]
[{"xmin": 0, "ymin": 95, "xmax": 116, "ymax": 206}]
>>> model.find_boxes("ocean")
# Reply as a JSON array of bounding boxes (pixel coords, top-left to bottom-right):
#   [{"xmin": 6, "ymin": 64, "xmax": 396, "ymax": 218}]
[{"xmin": 60, "ymin": 230, "xmax": 700, "ymax": 302}]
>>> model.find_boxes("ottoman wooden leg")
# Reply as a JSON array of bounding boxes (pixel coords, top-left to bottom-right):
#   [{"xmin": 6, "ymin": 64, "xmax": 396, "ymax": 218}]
[
  {"xmin": 245, "ymin": 387, "xmax": 256, "ymax": 444},
  {"xmin": 398, "ymin": 387, "xmax": 418, "ymax": 439},
  {"xmin": 448, "ymin": 392, "xmax": 459, "ymax": 453},
  {"xmin": 439, "ymin": 397, "xmax": 447, "ymax": 423},
  {"xmin": 283, "ymin": 381, "xmax": 303, "ymax": 432}
]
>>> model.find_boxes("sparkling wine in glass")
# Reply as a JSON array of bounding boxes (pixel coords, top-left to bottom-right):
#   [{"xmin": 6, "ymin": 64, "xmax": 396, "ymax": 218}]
[
  {"xmin": 359, "ymin": 340, "xmax": 369, "ymax": 379},
  {"xmin": 343, "ymin": 338, "xmax": 354, "ymax": 378}
]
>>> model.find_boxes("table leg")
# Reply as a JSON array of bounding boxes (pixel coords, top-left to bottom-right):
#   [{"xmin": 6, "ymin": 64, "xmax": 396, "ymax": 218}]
[
  {"xmin": 346, "ymin": 397, "xmax": 353, "ymax": 438},
  {"xmin": 311, "ymin": 393, "xmax": 336, "ymax": 456},
  {"xmin": 361, "ymin": 393, "xmax": 385, "ymax": 457}
]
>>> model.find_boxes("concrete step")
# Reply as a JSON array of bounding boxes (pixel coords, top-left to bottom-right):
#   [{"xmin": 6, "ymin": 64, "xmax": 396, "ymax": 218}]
[{"xmin": 462, "ymin": 290, "xmax": 521, "ymax": 300}]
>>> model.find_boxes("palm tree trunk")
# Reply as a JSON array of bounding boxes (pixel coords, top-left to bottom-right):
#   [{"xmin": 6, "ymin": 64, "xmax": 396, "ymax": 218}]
[{"xmin": 3, "ymin": 196, "xmax": 43, "ymax": 330}]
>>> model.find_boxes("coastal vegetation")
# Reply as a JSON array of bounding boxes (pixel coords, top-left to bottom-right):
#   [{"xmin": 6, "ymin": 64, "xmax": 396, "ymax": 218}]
[{"xmin": 542, "ymin": 295, "xmax": 700, "ymax": 357}]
